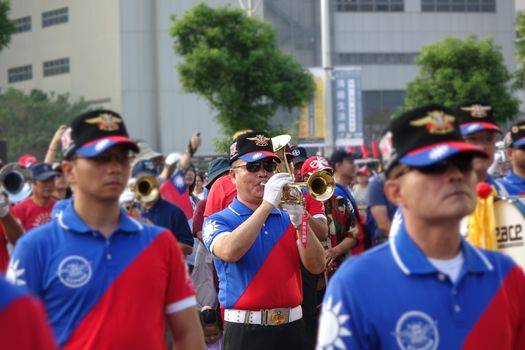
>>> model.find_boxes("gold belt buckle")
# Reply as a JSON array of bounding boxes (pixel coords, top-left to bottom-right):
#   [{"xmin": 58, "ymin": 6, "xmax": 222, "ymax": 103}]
[{"xmin": 263, "ymin": 308, "xmax": 289, "ymax": 326}]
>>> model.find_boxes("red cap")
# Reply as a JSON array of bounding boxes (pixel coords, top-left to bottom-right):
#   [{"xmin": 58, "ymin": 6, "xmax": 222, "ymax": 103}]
[
  {"xmin": 18, "ymin": 154, "xmax": 38, "ymax": 168},
  {"xmin": 301, "ymin": 156, "xmax": 332, "ymax": 177}
]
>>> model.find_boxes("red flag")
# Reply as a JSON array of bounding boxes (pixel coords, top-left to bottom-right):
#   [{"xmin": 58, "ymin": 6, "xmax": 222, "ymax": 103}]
[
  {"xmin": 361, "ymin": 144, "xmax": 369, "ymax": 159},
  {"xmin": 346, "ymin": 146, "xmax": 356, "ymax": 153},
  {"xmin": 371, "ymin": 139, "xmax": 379, "ymax": 158},
  {"xmin": 160, "ymin": 170, "xmax": 194, "ymax": 219}
]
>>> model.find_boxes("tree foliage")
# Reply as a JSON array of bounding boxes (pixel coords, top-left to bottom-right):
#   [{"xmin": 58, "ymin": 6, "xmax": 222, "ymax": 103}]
[
  {"xmin": 0, "ymin": 89, "xmax": 90, "ymax": 162},
  {"xmin": 170, "ymin": 3, "xmax": 314, "ymax": 149},
  {"xmin": 513, "ymin": 10, "xmax": 525, "ymax": 91},
  {"xmin": 405, "ymin": 35, "xmax": 518, "ymax": 122},
  {"xmin": 0, "ymin": 0, "xmax": 15, "ymax": 52}
]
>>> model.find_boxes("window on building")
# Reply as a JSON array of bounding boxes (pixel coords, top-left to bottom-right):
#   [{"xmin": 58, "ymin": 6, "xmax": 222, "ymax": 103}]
[
  {"xmin": 42, "ymin": 7, "xmax": 68, "ymax": 27},
  {"xmin": 338, "ymin": 52, "xmax": 418, "ymax": 65},
  {"xmin": 363, "ymin": 90, "xmax": 405, "ymax": 136},
  {"xmin": 43, "ymin": 58, "xmax": 70, "ymax": 77},
  {"xmin": 335, "ymin": 0, "xmax": 404, "ymax": 12},
  {"xmin": 8, "ymin": 65, "xmax": 32, "ymax": 83},
  {"xmin": 421, "ymin": 0, "xmax": 495, "ymax": 12},
  {"xmin": 13, "ymin": 16, "xmax": 31, "ymax": 33}
]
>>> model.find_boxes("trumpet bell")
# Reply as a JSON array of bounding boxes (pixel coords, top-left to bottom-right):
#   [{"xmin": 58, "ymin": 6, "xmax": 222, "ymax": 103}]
[
  {"xmin": 133, "ymin": 174, "xmax": 160, "ymax": 203},
  {"xmin": 307, "ymin": 170, "xmax": 334, "ymax": 202},
  {"xmin": 0, "ymin": 163, "xmax": 33, "ymax": 203}
]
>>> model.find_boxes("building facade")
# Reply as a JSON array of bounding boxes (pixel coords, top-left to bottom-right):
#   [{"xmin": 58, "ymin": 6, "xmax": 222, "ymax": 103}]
[{"xmin": 0, "ymin": 0, "xmax": 518, "ymax": 155}]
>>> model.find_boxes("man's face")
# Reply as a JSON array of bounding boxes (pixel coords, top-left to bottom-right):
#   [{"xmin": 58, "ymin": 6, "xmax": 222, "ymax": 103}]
[
  {"xmin": 33, "ymin": 178, "xmax": 55, "ymax": 200},
  {"xmin": 63, "ymin": 145, "xmax": 132, "ymax": 203},
  {"xmin": 463, "ymin": 130, "xmax": 498, "ymax": 175},
  {"xmin": 508, "ymin": 146, "xmax": 525, "ymax": 176},
  {"xmin": 230, "ymin": 159, "xmax": 276, "ymax": 205},
  {"xmin": 337, "ymin": 158, "xmax": 356, "ymax": 179},
  {"xmin": 293, "ymin": 161, "xmax": 304, "ymax": 182},
  {"xmin": 387, "ymin": 156, "xmax": 477, "ymax": 222}
]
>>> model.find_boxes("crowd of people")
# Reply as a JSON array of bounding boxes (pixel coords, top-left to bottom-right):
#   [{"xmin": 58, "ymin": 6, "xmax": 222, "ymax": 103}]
[{"xmin": 0, "ymin": 101, "xmax": 524, "ymax": 349}]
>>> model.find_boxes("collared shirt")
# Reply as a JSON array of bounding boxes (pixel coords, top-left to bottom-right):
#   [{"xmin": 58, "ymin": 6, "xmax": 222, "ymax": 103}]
[
  {"xmin": 8, "ymin": 201, "xmax": 195, "ymax": 348},
  {"xmin": 317, "ymin": 225, "xmax": 525, "ymax": 349},
  {"xmin": 496, "ymin": 171, "xmax": 525, "ymax": 196},
  {"xmin": 202, "ymin": 198, "xmax": 302, "ymax": 310}
]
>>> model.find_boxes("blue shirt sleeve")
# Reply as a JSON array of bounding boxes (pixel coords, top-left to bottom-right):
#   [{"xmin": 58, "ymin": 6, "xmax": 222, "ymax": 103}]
[
  {"xmin": 202, "ymin": 214, "xmax": 234, "ymax": 253},
  {"xmin": 7, "ymin": 234, "xmax": 44, "ymax": 297}
]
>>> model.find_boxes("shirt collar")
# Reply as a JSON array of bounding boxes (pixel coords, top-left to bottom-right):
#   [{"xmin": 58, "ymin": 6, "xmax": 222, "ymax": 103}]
[
  {"xmin": 228, "ymin": 197, "xmax": 281, "ymax": 216},
  {"xmin": 390, "ymin": 224, "xmax": 493, "ymax": 276},
  {"xmin": 58, "ymin": 200, "xmax": 142, "ymax": 234}
]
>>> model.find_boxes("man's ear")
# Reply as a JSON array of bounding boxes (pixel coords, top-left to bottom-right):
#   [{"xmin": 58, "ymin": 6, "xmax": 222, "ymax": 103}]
[
  {"xmin": 61, "ymin": 160, "xmax": 75, "ymax": 185},
  {"xmin": 384, "ymin": 179, "xmax": 402, "ymax": 207},
  {"xmin": 506, "ymin": 147, "xmax": 513, "ymax": 160},
  {"xmin": 229, "ymin": 168, "xmax": 237, "ymax": 185}
]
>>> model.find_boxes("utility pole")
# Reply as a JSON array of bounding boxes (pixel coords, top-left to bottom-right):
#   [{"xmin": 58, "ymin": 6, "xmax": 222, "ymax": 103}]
[
  {"xmin": 321, "ymin": 0, "xmax": 334, "ymax": 155},
  {"xmin": 239, "ymin": 0, "xmax": 262, "ymax": 17}
]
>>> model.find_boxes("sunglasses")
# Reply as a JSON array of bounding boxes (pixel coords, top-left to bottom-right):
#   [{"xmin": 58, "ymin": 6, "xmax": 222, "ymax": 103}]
[
  {"xmin": 395, "ymin": 157, "xmax": 473, "ymax": 178},
  {"xmin": 233, "ymin": 161, "xmax": 277, "ymax": 173}
]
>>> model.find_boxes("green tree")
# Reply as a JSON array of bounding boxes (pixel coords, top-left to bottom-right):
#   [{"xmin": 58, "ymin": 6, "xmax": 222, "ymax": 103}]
[
  {"xmin": 0, "ymin": 89, "xmax": 90, "ymax": 162},
  {"xmin": 0, "ymin": 0, "xmax": 15, "ymax": 51},
  {"xmin": 170, "ymin": 3, "xmax": 314, "ymax": 150},
  {"xmin": 513, "ymin": 10, "xmax": 525, "ymax": 91},
  {"xmin": 405, "ymin": 35, "xmax": 518, "ymax": 122}
]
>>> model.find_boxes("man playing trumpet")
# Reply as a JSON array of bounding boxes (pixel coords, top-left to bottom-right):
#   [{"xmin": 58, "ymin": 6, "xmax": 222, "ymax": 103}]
[{"xmin": 202, "ymin": 131, "xmax": 325, "ymax": 350}]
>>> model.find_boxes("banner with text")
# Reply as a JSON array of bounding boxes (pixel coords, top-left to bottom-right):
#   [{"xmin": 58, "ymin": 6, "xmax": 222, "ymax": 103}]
[{"xmin": 333, "ymin": 67, "xmax": 363, "ymax": 147}]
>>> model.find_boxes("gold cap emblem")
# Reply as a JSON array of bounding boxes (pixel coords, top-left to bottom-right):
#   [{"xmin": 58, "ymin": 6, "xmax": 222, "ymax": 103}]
[
  {"xmin": 461, "ymin": 105, "xmax": 491, "ymax": 118},
  {"xmin": 410, "ymin": 111, "xmax": 455, "ymax": 134},
  {"xmin": 247, "ymin": 134, "xmax": 270, "ymax": 147},
  {"xmin": 85, "ymin": 113, "xmax": 122, "ymax": 131}
]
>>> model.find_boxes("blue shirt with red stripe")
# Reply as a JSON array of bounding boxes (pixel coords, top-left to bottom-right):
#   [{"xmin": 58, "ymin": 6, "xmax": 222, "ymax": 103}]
[
  {"xmin": 202, "ymin": 198, "xmax": 302, "ymax": 310},
  {"xmin": 495, "ymin": 171, "xmax": 525, "ymax": 196},
  {"xmin": 317, "ymin": 224, "xmax": 525, "ymax": 349},
  {"xmin": 8, "ymin": 201, "xmax": 196, "ymax": 349}
]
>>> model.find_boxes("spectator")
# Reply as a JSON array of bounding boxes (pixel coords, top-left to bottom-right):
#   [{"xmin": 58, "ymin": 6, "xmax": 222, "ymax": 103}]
[
  {"xmin": 199, "ymin": 306, "xmax": 223, "ymax": 350},
  {"xmin": 11, "ymin": 162, "xmax": 60, "ymax": 231}
]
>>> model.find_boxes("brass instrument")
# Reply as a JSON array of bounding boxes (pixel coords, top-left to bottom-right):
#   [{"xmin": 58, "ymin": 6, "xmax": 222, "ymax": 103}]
[
  {"xmin": 271, "ymin": 135, "xmax": 334, "ymax": 205},
  {"xmin": 0, "ymin": 163, "xmax": 32, "ymax": 203},
  {"xmin": 132, "ymin": 174, "xmax": 160, "ymax": 204}
]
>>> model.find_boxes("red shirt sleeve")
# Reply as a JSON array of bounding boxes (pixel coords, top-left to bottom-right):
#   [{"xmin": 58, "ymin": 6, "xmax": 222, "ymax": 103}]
[
  {"xmin": 0, "ymin": 295, "xmax": 58, "ymax": 349},
  {"xmin": 305, "ymin": 193, "xmax": 326, "ymax": 219}
]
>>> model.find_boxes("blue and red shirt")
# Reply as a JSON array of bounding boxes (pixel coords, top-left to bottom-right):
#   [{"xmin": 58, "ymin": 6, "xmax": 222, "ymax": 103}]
[
  {"xmin": 202, "ymin": 198, "xmax": 302, "ymax": 310},
  {"xmin": 0, "ymin": 277, "xmax": 57, "ymax": 348},
  {"xmin": 495, "ymin": 171, "xmax": 525, "ymax": 197},
  {"xmin": 317, "ymin": 224, "xmax": 525, "ymax": 349},
  {"xmin": 8, "ymin": 202, "xmax": 196, "ymax": 349}
]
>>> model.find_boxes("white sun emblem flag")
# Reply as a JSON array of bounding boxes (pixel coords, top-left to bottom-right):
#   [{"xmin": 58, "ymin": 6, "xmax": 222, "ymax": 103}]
[
  {"xmin": 251, "ymin": 152, "xmax": 264, "ymax": 160},
  {"xmin": 94, "ymin": 139, "xmax": 111, "ymax": 152},
  {"xmin": 428, "ymin": 145, "xmax": 450, "ymax": 160},
  {"xmin": 202, "ymin": 220, "xmax": 217, "ymax": 245},
  {"xmin": 6, "ymin": 259, "xmax": 26, "ymax": 286},
  {"xmin": 317, "ymin": 296, "xmax": 352, "ymax": 349}
]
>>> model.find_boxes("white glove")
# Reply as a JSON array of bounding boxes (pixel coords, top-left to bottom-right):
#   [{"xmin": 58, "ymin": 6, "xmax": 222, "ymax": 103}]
[
  {"xmin": 282, "ymin": 203, "xmax": 305, "ymax": 227},
  {"xmin": 0, "ymin": 193, "xmax": 10, "ymax": 218},
  {"xmin": 263, "ymin": 173, "xmax": 292, "ymax": 208}
]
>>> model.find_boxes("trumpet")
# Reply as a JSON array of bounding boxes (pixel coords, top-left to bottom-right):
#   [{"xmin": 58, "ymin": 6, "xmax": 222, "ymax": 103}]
[
  {"xmin": 0, "ymin": 163, "xmax": 32, "ymax": 203},
  {"xmin": 271, "ymin": 135, "xmax": 334, "ymax": 205},
  {"xmin": 131, "ymin": 174, "xmax": 160, "ymax": 204}
]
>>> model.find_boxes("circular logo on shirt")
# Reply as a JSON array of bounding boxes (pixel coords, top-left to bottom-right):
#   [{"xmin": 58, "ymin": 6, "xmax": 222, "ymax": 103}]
[
  {"xmin": 394, "ymin": 310, "xmax": 439, "ymax": 350},
  {"xmin": 57, "ymin": 256, "xmax": 92, "ymax": 288}
]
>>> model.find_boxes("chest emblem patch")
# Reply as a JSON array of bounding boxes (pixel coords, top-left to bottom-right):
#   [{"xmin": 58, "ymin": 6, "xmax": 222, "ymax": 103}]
[
  {"xmin": 394, "ymin": 310, "xmax": 439, "ymax": 350},
  {"xmin": 57, "ymin": 255, "xmax": 92, "ymax": 288}
]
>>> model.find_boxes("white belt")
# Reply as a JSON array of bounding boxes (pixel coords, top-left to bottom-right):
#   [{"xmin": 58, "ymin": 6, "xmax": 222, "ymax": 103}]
[{"xmin": 224, "ymin": 305, "xmax": 302, "ymax": 326}]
